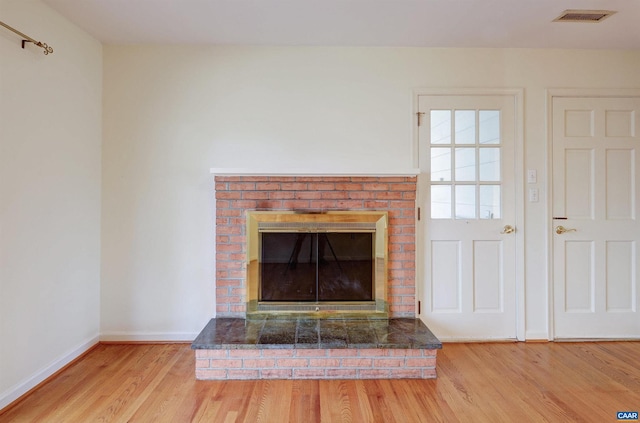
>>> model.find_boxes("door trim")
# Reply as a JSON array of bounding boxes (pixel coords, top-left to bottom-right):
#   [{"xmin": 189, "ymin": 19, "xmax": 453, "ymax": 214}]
[
  {"xmin": 546, "ymin": 88, "xmax": 640, "ymax": 340},
  {"xmin": 413, "ymin": 88, "xmax": 525, "ymax": 341}
]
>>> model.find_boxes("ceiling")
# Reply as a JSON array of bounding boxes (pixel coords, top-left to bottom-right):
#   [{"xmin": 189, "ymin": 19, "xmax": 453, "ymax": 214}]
[{"xmin": 42, "ymin": 0, "xmax": 640, "ymax": 49}]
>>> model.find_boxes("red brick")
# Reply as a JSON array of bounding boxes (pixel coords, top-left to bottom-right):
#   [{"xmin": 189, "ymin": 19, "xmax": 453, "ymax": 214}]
[
  {"xmin": 294, "ymin": 191, "xmax": 320, "ymax": 200},
  {"xmin": 209, "ymin": 359, "xmax": 243, "ymax": 368},
  {"xmin": 261, "ymin": 369, "xmax": 293, "ymax": 379},
  {"xmin": 363, "ymin": 183, "xmax": 389, "ymax": 191},
  {"xmin": 375, "ymin": 191, "xmax": 403, "ymax": 200},
  {"xmin": 242, "ymin": 191, "xmax": 269, "ymax": 200},
  {"xmin": 228, "ymin": 369, "xmax": 260, "ymax": 379},
  {"xmin": 268, "ymin": 177, "xmax": 295, "ymax": 183},
  {"xmin": 243, "ymin": 359, "xmax": 276, "ymax": 368},
  {"xmin": 217, "ymin": 209, "xmax": 242, "ymax": 217},
  {"xmin": 270, "ymin": 191, "xmax": 295, "ymax": 199},
  {"xmin": 309, "ymin": 359, "xmax": 341, "ymax": 367},
  {"xmin": 307, "ymin": 183, "xmax": 335, "ymax": 191},
  {"xmin": 281, "ymin": 183, "xmax": 308, "ymax": 191},
  {"xmin": 230, "ymin": 288, "xmax": 246, "ymax": 296},
  {"xmin": 230, "ymin": 305, "xmax": 246, "ymax": 313},
  {"xmin": 196, "ymin": 359, "xmax": 210, "ymax": 368},
  {"xmin": 276, "ymin": 358, "xmax": 308, "ymax": 367},
  {"xmin": 335, "ymin": 200, "xmax": 366, "ymax": 209},
  {"xmin": 392, "ymin": 369, "xmax": 423, "ymax": 378},
  {"xmin": 309, "ymin": 200, "xmax": 338, "ymax": 209},
  {"xmin": 359, "ymin": 369, "xmax": 391, "ymax": 378},
  {"xmin": 294, "ymin": 369, "xmax": 326, "ymax": 378},
  {"xmin": 389, "ymin": 287, "xmax": 415, "ymax": 296},
  {"xmin": 216, "ymin": 191, "xmax": 242, "ymax": 200},
  {"xmin": 373, "ymin": 358, "xmax": 405, "ymax": 367},
  {"xmin": 342, "ymin": 358, "xmax": 373, "ymax": 367},
  {"xmin": 215, "ymin": 279, "xmax": 242, "ymax": 287},
  {"xmin": 363, "ymin": 200, "xmax": 390, "ymax": 209},
  {"xmin": 328, "ymin": 349, "xmax": 358, "ymax": 357},
  {"xmin": 255, "ymin": 200, "xmax": 284, "ymax": 209},
  {"xmin": 348, "ymin": 191, "xmax": 376, "ymax": 200},
  {"xmin": 237, "ymin": 176, "xmax": 268, "ymax": 182},
  {"xmin": 196, "ymin": 349, "xmax": 228, "ymax": 359},
  {"xmin": 217, "ymin": 294, "xmax": 240, "ymax": 302},
  {"xmin": 389, "ymin": 252, "xmax": 415, "ymax": 261},
  {"xmin": 351, "ymin": 177, "xmax": 380, "ymax": 182},
  {"xmin": 216, "ymin": 225, "xmax": 242, "ymax": 235},
  {"xmin": 326, "ymin": 369, "xmax": 357, "ymax": 378},
  {"xmin": 282, "ymin": 200, "xmax": 311, "ymax": 209},
  {"xmin": 256, "ymin": 182, "xmax": 281, "ymax": 190},
  {"xmin": 358, "ymin": 349, "xmax": 389, "ymax": 357},
  {"xmin": 389, "ymin": 235, "xmax": 414, "ymax": 244},
  {"xmin": 321, "ymin": 191, "xmax": 349, "ymax": 200},
  {"xmin": 230, "ymin": 200, "xmax": 258, "ymax": 209},
  {"xmin": 335, "ymin": 183, "xmax": 363, "ymax": 191},
  {"xmin": 390, "ymin": 183, "xmax": 413, "ymax": 191},
  {"xmin": 196, "ymin": 369, "xmax": 227, "ymax": 379},
  {"xmin": 229, "ymin": 182, "xmax": 256, "ymax": 191},
  {"xmin": 216, "ymin": 261, "xmax": 242, "ymax": 270},
  {"xmin": 406, "ymin": 357, "xmax": 437, "ymax": 367}
]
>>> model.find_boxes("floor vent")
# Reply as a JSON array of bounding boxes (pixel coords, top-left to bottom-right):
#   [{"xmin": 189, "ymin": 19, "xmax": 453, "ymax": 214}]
[{"xmin": 553, "ymin": 9, "xmax": 616, "ymax": 23}]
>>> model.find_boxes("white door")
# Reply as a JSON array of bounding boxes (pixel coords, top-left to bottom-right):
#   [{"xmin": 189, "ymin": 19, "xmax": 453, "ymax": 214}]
[
  {"xmin": 418, "ymin": 94, "xmax": 518, "ymax": 341},
  {"xmin": 552, "ymin": 96, "xmax": 640, "ymax": 339}
]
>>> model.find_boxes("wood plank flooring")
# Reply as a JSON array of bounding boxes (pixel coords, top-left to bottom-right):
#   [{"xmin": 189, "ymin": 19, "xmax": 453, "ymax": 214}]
[{"xmin": 1, "ymin": 341, "xmax": 639, "ymax": 422}]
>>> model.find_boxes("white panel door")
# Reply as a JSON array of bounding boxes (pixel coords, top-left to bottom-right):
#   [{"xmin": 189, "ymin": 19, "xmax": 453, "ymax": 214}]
[
  {"xmin": 418, "ymin": 95, "xmax": 518, "ymax": 340},
  {"xmin": 552, "ymin": 96, "xmax": 640, "ymax": 339}
]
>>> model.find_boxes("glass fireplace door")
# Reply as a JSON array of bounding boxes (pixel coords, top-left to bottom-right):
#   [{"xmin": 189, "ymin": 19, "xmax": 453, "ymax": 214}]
[{"xmin": 260, "ymin": 232, "xmax": 374, "ymax": 303}]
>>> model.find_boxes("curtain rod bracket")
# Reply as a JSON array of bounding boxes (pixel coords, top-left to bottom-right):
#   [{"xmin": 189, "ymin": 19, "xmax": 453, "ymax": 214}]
[
  {"xmin": 1, "ymin": 21, "xmax": 53, "ymax": 55},
  {"xmin": 21, "ymin": 39, "xmax": 53, "ymax": 55}
]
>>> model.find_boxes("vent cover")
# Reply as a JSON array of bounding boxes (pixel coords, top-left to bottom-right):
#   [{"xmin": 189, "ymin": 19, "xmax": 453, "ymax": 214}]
[{"xmin": 554, "ymin": 9, "xmax": 616, "ymax": 23}]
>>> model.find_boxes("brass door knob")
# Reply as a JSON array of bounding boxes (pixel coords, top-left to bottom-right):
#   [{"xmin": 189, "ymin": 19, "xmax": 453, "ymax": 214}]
[
  {"xmin": 501, "ymin": 225, "xmax": 515, "ymax": 234},
  {"xmin": 555, "ymin": 225, "xmax": 577, "ymax": 235}
]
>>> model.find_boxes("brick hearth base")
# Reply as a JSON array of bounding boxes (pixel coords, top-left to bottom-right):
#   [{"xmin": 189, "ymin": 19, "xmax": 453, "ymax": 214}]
[{"xmin": 195, "ymin": 348, "xmax": 438, "ymax": 380}]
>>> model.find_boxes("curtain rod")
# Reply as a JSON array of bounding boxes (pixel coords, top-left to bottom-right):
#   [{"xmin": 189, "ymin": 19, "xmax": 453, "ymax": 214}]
[{"xmin": 0, "ymin": 20, "xmax": 53, "ymax": 55}]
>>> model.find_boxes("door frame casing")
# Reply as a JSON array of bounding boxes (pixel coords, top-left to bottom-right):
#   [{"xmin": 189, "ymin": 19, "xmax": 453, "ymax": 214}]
[
  {"xmin": 413, "ymin": 88, "xmax": 525, "ymax": 341},
  {"xmin": 546, "ymin": 88, "xmax": 640, "ymax": 340}
]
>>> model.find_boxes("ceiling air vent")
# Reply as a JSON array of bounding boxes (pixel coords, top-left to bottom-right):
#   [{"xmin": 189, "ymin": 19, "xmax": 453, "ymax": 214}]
[{"xmin": 554, "ymin": 9, "xmax": 616, "ymax": 23}]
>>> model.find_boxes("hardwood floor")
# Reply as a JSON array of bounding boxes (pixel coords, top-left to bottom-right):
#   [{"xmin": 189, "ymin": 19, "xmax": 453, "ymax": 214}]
[{"xmin": 2, "ymin": 342, "xmax": 639, "ymax": 422}]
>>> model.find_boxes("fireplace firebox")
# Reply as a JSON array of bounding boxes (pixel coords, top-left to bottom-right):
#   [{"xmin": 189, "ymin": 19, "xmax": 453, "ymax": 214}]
[{"xmin": 246, "ymin": 211, "xmax": 388, "ymax": 317}]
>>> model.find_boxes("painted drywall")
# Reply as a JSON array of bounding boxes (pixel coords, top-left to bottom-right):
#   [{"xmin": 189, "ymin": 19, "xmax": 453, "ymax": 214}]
[
  {"xmin": 102, "ymin": 45, "xmax": 640, "ymax": 340},
  {"xmin": 0, "ymin": 0, "xmax": 102, "ymax": 409}
]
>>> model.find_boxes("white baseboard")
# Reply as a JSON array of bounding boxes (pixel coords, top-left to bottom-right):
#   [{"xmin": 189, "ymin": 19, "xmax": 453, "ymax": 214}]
[
  {"xmin": 99, "ymin": 332, "xmax": 198, "ymax": 342},
  {"xmin": 525, "ymin": 331, "xmax": 551, "ymax": 341},
  {"xmin": 0, "ymin": 335, "xmax": 99, "ymax": 412}
]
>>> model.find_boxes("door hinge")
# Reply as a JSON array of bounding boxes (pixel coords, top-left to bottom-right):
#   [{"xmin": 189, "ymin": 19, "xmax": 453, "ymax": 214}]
[
  {"xmin": 418, "ymin": 300, "xmax": 421, "ymax": 314},
  {"xmin": 417, "ymin": 207, "xmax": 421, "ymax": 221},
  {"xmin": 416, "ymin": 112, "xmax": 425, "ymax": 127}
]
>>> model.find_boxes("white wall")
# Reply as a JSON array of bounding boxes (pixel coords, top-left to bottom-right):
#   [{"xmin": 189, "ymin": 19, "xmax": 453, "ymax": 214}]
[
  {"xmin": 102, "ymin": 45, "xmax": 640, "ymax": 341},
  {"xmin": 0, "ymin": 0, "xmax": 102, "ymax": 408}
]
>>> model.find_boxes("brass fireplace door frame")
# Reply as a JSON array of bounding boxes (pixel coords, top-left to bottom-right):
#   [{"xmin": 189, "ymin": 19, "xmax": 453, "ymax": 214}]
[{"xmin": 245, "ymin": 210, "xmax": 389, "ymax": 318}]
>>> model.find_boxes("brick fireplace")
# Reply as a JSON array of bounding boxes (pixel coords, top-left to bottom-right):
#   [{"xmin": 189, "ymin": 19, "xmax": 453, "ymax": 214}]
[
  {"xmin": 192, "ymin": 173, "xmax": 442, "ymax": 380},
  {"xmin": 214, "ymin": 175, "xmax": 418, "ymax": 317}
]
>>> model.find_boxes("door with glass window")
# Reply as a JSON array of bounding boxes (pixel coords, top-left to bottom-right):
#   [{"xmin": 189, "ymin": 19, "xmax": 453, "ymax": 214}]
[{"xmin": 418, "ymin": 95, "xmax": 517, "ymax": 340}]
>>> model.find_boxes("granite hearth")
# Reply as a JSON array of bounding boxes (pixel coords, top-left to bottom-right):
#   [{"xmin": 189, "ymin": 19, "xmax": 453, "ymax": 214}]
[{"xmin": 192, "ymin": 317, "xmax": 442, "ymax": 380}]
